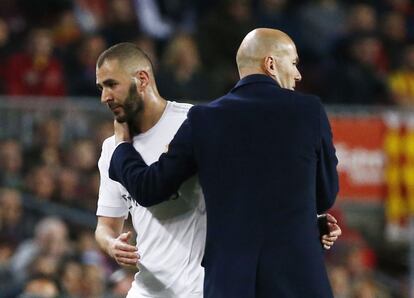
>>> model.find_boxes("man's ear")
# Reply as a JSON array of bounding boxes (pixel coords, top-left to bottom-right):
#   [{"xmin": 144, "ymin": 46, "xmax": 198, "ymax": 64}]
[
  {"xmin": 263, "ymin": 56, "xmax": 277, "ymax": 77},
  {"xmin": 134, "ymin": 70, "xmax": 150, "ymax": 91}
]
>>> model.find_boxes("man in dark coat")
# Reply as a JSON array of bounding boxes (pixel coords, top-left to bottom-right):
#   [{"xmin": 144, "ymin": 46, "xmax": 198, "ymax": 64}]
[{"xmin": 109, "ymin": 28, "xmax": 339, "ymax": 298}]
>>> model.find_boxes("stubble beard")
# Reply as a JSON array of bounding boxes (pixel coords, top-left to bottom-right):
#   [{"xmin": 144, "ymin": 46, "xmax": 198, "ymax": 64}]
[{"xmin": 115, "ymin": 83, "xmax": 144, "ymax": 130}]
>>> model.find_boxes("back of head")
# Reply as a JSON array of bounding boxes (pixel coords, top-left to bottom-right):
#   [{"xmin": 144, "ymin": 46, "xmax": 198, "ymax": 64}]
[
  {"xmin": 236, "ymin": 28, "xmax": 294, "ymax": 77},
  {"xmin": 96, "ymin": 42, "xmax": 154, "ymax": 77}
]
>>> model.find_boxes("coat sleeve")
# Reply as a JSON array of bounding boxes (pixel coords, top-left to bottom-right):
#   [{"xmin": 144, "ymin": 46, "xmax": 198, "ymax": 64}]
[
  {"xmin": 316, "ymin": 101, "xmax": 339, "ymax": 213},
  {"xmin": 108, "ymin": 118, "xmax": 197, "ymax": 207}
]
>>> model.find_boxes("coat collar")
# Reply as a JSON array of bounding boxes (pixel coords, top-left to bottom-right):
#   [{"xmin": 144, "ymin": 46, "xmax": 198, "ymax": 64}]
[{"xmin": 231, "ymin": 74, "xmax": 280, "ymax": 92}]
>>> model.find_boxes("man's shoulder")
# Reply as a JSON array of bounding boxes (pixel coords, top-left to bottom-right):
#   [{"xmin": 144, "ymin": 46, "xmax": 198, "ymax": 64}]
[
  {"xmin": 285, "ymin": 90, "xmax": 322, "ymax": 109},
  {"xmin": 168, "ymin": 101, "xmax": 193, "ymax": 115},
  {"xmin": 295, "ymin": 90, "xmax": 320, "ymax": 101},
  {"xmin": 188, "ymin": 96, "xmax": 226, "ymax": 112},
  {"xmin": 101, "ymin": 135, "xmax": 116, "ymax": 154}
]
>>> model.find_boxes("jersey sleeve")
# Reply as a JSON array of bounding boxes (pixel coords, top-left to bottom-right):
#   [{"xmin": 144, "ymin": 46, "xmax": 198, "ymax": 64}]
[{"xmin": 97, "ymin": 139, "xmax": 129, "ymax": 219}]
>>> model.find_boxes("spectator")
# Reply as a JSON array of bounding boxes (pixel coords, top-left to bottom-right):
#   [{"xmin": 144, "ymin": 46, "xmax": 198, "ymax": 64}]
[
  {"xmin": 106, "ymin": 269, "xmax": 135, "ymax": 298},
  {"xmin": 18, "ymin": 274, "xmax": 60, "ymax": 298},
  {"xmin": 73, "ymin": 0, "xmax": 107, "ymax": 34},
  {"xmin": 347, "ymin": 3, "xmax": 378, "ymax": 34},
  {"xmin": 0, "ymin": 139, "xmax": 24, "ymax": 189},
  {"xmin": 64, "ymin": 139, "xmax": 98, "ymax": 210},
  {"xmin": 66, "ymin": 34, "xmax": 107, "ymax": 96},
  {"xmin": 333, "ymin": 3, "xmax": 379, "ymax": 64},
  {"xmin": 157, "ymin": 34, "xmax": 212, "ymax": 101},
  {"xmin": 388, "ymin": 43, "xmax": 414, "ymax": 105},
  {"xmin": 10, "ymin": 217, "xmax": 70, "ymax": 283},
  {"xmin": 351, "ymin": 275, "xmax": 391, "ymax": 298},
  {"xmin": 25, "ymin": 118, "xmax": 63, "ymax": 171},
  {"xmin": 56, "ymin": 168, "xmax": 82, "ymax": 208},
  {"xmin": 198, "ymin": 0, "xmax": 255, "ymax": 96},
  {"xmin": 28, "ymin": 254, "xmax": 61, "ymax": 279},
  {"xmin": 67, "ymin": 139, "xmax": 97, "ymax": 174},
  {"xmin": 328, "ymin": 265, "xmax": 352, "ymax": 298},
  {"xmin": 100, "ymin": 0, "xmax": 139, "ymax": 45},
  {"xmin": 256, "ymin": 0, "xmax": 301, "ymax": 47},
  {"xmin": 0, "ymin": 188, "xmax": 31, "ymax": 296},
  {"xmin": 77, "ymin": 230, "xmax": 106, "ymax": 270},
  {"xmin": 298, "ymin": 0, "xmax": 346, "ymax": 59},
  {"xmin": 0, "ymin": 188, "xmax": 31, "ymax": 246},
  {"xmin": 59, "ymin": 258, "xmax": 84, "ymax": 298},
  {"xmin": 0, "ymin": 18, "xmax": 12, "ymax": 94},
  {"xmin": 134, "ymin": 35, "xmax": 159, "ymax": 71},
  {"xmin": 25, "ymin": 165, "xmax": 56, "ymax": 202},
  {"xmin": 326, "ymin": 33, "xmax": 390, "ymax": 104},
  {"xmin": 82, "ymin": 171, "xmax": 100, "ymax": 211},
  {"xmin": 295, "ymin": 0, "xmax": 347, "ymax": 94},
  {"xmin": 93, "ymin": 120, "xmax": 114, "ymax": 150},
  {"xmin": 381, "ymin": 11, "xmax": 408, "ymax": 70},
  {"xmin": 53, "ymin": 10, "xmax": 82, "ymax": 49},
  {"xmin": 5, "ymin": 28, "xmax": 66, "ymax": 97},
  {"xmin": 133, "ymin": 0, "xmax": 197, "ymax": 40},
  {"xmin": 82, "ymin": 264, "xmax": 106, "ymax": 298}
]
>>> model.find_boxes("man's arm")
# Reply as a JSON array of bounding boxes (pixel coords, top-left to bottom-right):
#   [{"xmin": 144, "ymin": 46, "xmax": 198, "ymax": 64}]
[
  {"xmin": 95, "ymin": 216, "xmax": 139, "ymax": 267},
  {"xmin": 109, "ymin": 118, "xmax": 197, "ymax": 207},
  {"xmin": 316, "ymin": 102, "xmax": 339, "ymax": 213}
]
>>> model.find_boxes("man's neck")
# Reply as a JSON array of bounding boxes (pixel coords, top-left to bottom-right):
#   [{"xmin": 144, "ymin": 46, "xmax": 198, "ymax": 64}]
[
  {"xmin": 239, "ymin": 67, "xmax": 267, "ymax": 79},
  {"xmin": 132, "ymin": 96, "xmax": 167, "ymax": 135}
]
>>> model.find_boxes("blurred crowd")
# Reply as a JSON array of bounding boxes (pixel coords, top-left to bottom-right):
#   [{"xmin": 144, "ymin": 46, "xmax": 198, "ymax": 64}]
[
  {"xmin": 0, "ymin": 0, "xmax": 413, "ymax": 104},
  {"xmin": 0, "ymin": 0, "xmax": 413, "ymax": 297}
]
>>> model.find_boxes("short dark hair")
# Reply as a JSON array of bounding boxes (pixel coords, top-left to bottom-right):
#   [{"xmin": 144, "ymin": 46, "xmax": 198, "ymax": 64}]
[{"xmin": 96, "ymin": 42, "xmax": 154, "ymax": 73}]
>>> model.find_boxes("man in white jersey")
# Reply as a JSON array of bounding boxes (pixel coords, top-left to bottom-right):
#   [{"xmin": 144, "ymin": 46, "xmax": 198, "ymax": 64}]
[
  {"xmin": 95, "ymin": 43, "xmax": 205, "ymax": 297},
  {"xmin": 94, "ymin": 43, "xmax": 341, "ymax": 297}
]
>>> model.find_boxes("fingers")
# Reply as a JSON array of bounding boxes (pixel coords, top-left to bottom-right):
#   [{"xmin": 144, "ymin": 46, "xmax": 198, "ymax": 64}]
[
  {"xmin": 116, "ymin": 255, "xmax": 140, "ymax": 267},
  {"xmin": 322, "ymin": 235, "xmax": 337, "ymax": 244},
  {"xmin": 109, "ymin": 232, "xmax": 139, "ymax": 264},
  {"xmin": 114, "ymin": 239, "xmax": 138, "ymax": 253},
  {"xmin": 113, "ymin": 120, "xmax": 131, "ymax": 144},
  {"xmin": 325, "ymin": 213, "xmax": 337, "ymax": 224},
  {"xmin": 114, "ymin": 252, "xmax": 139, "ymax": 260},
  {"xmin": 328, "ymin": 223, "xmax": 342, "ymax": 237},
  {"xmin": 119, "ymin": 231, "xmax": 132, "ymax": 242},
  {"xmin": 322, "ymin": 236, "xmax": 335, "ymax": 250},
  {"xmin": 114, "ymin": 248, "xmax": 140, "ymax": 267},
  {"xmin": 112, "ymin": 240, "xmax": 140, "ymax": 267},
  {"xmin": 106, "ymin": 231, "xmax": 141, "ymax": 267},
  {"xmin": 322, "ymin": 235, "xmax": 338, "ymax": 249},
  {"xmin": 114, "ymin": 250, "xmax": 140, "ymax": 263}
]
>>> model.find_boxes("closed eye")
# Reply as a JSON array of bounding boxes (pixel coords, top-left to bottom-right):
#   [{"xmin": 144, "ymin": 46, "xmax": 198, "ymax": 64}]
[
  {"xmin": 293, "ymin": 57, "xmax": 299, "ymax": 66},
  {"xmin": 99, "ymin": 79, "xmax": 119, "ymax": 90},
  {"xmin": 107, "ymin": 81, "xmax": 118, "ymax": 88}
]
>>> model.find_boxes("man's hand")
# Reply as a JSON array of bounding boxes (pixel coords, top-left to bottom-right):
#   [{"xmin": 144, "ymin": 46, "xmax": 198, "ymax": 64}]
[
  {"xmin": 321, "ymin": 213, "xmax": 342, "ymax": 250},
  {"xmin": 114, "ymin": 120, "xmax": 132, "ymax": 145},
  {"xmin": 108, "ymin": 231, "xmax": 140, "ymax": 267}
]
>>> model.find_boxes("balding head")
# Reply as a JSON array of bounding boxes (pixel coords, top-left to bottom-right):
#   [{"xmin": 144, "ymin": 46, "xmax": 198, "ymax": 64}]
[
  {"xmin": 237, "ymin": 28, "xmax": 293, "ymax": 69},
  {"xmin": 236, "ymin": 28, "xmax": 302, "ymax": 90}
]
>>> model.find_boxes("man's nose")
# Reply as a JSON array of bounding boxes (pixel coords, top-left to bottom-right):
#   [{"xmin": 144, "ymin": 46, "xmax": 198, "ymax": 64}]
[
  {"xmin": 295, "ymin": 71, "xmax": 302, "ymax": 82},
  {"xmin": 101, "ymin": 88, "xmax": 112, "ymax": 104}
]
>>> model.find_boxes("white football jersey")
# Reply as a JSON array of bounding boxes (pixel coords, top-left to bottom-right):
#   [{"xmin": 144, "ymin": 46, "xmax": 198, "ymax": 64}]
[{"xmin": 97, "ymin": 101, "xmax": 206, "ymax": 298}]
